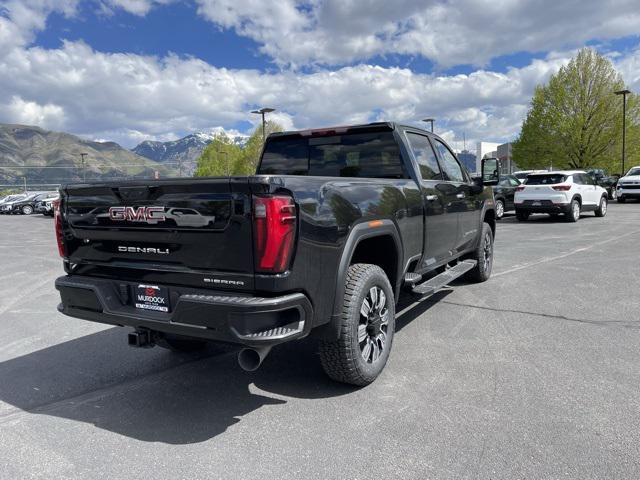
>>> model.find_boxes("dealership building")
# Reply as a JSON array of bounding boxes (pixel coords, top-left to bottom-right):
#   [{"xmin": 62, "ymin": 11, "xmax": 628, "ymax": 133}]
[{"xmin": 476, "ymin": 141, "xmax": 517, "ymax": 174}]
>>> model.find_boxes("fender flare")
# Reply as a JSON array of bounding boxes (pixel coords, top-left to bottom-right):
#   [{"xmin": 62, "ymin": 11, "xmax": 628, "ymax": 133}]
[{"xmin": 326, "ymin": 220, "xmax": 403, "ymax": 339}]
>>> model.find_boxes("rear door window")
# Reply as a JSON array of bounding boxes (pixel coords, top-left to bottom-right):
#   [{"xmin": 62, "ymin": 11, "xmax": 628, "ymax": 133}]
[
  {"xmin": 406, "ymin": 132, "xmax": 442, "ymax": 180},
  {"xmin": 433, "ymin": 139, "xmax": 466, "ymax": 182}
]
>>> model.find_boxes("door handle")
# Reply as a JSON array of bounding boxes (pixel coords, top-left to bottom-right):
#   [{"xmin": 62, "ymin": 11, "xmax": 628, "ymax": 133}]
[
  {"xmin": 426, "ymin": 195, "xmax": 438, "ymax": 201},
  {"xmin": 456, "ymin": 192, "xmax": 465, "ymax": 199}
]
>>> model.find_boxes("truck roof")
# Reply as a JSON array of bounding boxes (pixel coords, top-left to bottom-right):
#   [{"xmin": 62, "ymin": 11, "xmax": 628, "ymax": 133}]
[{"xmin": 269, "ymin": 121, "xmax": 434, "ymax": 139}]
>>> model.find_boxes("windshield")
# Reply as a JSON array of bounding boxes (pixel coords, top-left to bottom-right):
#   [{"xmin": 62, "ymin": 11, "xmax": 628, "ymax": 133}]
[
  {"xmin": 626, "ymin": 167, "xmax": 640, "ymax": 176},
  {"xmin": 259, "ymin": 129, "xmax": 405, "ymax": 179},
  {"xmin": 525, "ymin": 174, "xmax": 567, "ymax": 185}
]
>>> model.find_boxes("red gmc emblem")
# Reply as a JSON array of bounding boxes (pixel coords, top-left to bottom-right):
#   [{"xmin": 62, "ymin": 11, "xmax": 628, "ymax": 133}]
[{"xmin": 109, "ymin": 206, "xmax": 166, "ymax": 224}]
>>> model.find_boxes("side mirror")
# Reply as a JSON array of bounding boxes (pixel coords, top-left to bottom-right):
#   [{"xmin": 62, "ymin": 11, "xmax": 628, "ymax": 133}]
[{"xmin": 481, "ymin": 158, "xmax": 500, "ymax": 186}]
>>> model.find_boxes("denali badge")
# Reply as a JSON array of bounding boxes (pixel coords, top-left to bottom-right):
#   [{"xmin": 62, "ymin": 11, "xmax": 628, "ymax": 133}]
[
  {"xmin": 109, "ymin": 206, "xmax": 166, "ymax": 224},
  {"xmin": 118, "ymin": 246, "xmax": 170, "ymax": 255}
]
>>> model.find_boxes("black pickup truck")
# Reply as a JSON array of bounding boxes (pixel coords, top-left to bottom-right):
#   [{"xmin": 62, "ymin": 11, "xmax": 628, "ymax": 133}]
[{"xmin": 55, "ymin": 122, "xmax": 499, "ymax": 386}]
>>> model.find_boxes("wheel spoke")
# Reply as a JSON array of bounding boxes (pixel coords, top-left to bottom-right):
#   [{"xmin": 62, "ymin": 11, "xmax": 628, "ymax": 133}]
[
  {"xmin": 361, "ymin": 339, "xmax": 372, "ymax": 361},
  {"xmin": 380, "ymin": 308, "xmax": 390, "ymax": 325},
  {"xmin": 377, "ymin": 331, "xmax": 386, "ymax": 351},
  {"xmin": 371, "ymin": 341, "xmax": 380, "ymax": 362},
  {"xmin": 376, "ymin": 290, "xmax": 386, "ymax": 313},
  {"xmin": 369, "ymin": 287, "xmax": 378, "ymax": 310},
  {"xmin": 360, "ymin": 298, "xmax": 371, "ymax": 317},
  {"xmin": 358, "ymin": 324, "xmax": 368, "ymax": 343}
]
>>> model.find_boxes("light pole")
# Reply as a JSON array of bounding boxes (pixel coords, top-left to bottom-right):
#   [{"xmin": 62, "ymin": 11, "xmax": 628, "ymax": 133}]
[
  {"xmin": 251, "ymin": 107, "xmax": 276, "ymax": 143},
  {"xmin": 217, "ymin": 148, "xmax": 230, "ymax": 176},
  {"xmin": 421, "ymin": 117, "xmax": 435, "ymax": 132},
  {"xmin": 614, "ymin": 89, "xmax": 631, "ymax": 176},
  {"xmin": 79, "ymin": 152, "xmax": 88, "ymax": 182}
]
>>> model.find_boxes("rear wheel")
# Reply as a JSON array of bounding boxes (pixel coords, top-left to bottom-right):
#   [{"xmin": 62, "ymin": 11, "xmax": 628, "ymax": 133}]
[
  {"xmin": 156, "ymin": 333, "xmax": 208, "ymax": 353},
  {"xmin": 495, "ymin": 199, "xmax": 505, "ymax": 220},
  {"xmin": 22, "ymin": 205, "xmax": 33, "ymax": 215},
  {"xmin": 595, "ymin": 196, "xmax": 607, "ymax": 217},
  {"xmin": 319, "ymin": 263, "xmax": 395, "ymax": 386},
  {"xmin": 565, "ymin": 199, "xmax": 580, "ymax": 222},
  {"xmin": 515, "ymin": 210, "xmax": 529, "ymax": 221},
  {"xmin": 465, "ymin": 222, "xmax": 494, "ymax": 283}
]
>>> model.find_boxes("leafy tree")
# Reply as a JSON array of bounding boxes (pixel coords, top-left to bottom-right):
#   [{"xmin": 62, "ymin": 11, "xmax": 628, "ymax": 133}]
[
  {"xmin": 237, "ymin": 121, "xmax": 284, "ymax": 174},
  {"xmin": 513, "ymin": 48, "xmax": 636, "ymax": 172},
  {"xmin": 194, "ymin": 133, "xmax": 241, "ymax": 177},
  {"xmin": 195, "ymin": 121, "xmax": 284, "ymax": 177}
]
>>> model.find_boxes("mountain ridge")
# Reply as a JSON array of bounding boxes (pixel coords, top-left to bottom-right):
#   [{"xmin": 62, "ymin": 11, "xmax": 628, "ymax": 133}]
[
  {"xmin": 132, "ymin": 132, "xmax": 248, "ymax": 176},
  {"xmin": 0, "ymin": 123, "xmax": 176, "ymax": 186}
]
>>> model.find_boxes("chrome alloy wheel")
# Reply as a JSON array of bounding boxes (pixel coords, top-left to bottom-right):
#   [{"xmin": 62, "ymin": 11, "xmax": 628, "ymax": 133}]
[
  {"xmin": 572, "ymin": 201, "xmax": 580, "ymax": 221},
  {"xmin": 495, "ymin": 200, "xmax": 504, "ymax": 219},
  {"xmin": 358, "ymin": 286, "xmax": 389, "ymax": 364},
  {"xmin": 601, "ymin": 198, "xmax": 608, "ymax": 215}
]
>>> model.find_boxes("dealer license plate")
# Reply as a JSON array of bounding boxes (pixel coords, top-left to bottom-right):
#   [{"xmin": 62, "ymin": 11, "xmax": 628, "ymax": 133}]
[{"xmin": 135, "ymin": 284, "xmax": 170, "ymax": 312}]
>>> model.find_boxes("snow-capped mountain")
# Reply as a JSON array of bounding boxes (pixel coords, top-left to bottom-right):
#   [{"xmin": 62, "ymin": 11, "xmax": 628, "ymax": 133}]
[{"xmin": 132, "ymin": 132, "xmax": 248, "ymax": 176}]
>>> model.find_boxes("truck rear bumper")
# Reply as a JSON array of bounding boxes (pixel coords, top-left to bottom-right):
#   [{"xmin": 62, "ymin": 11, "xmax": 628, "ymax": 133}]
[{"xmin": 55, "ymin": 275, "xmax": 313, "ymax": 347}]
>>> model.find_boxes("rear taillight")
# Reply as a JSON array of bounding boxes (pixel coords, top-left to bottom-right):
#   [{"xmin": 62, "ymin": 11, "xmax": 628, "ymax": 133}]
[
  {"xmin": 253, "ymin": 195, "xmax": 296, "ymax": 273},
  {"xmin": 53, "ymin": 199, "xmax": 65, "ymax": 257},
  {"xmin": 552, "ymin": 185, "xmax": 571, "ymax": 191},
  {"xmin": 515, "ymin": 185, "xmax": 525, "ymax": 192}
]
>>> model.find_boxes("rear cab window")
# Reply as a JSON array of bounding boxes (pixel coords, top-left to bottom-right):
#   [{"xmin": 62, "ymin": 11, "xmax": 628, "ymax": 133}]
[
  {"xmin": 259, "ymin": 129, "xmax": 407, "ymax": 179},
  {"xmin": 525, "ymin": 174, "xmax": 568, "ymax": 185}
]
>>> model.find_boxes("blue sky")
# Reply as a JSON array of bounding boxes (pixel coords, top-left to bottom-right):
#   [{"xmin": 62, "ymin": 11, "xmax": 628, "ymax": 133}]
[{"xmin": 1, "ymin": 0, "xmax": 639, "ymax": 148}]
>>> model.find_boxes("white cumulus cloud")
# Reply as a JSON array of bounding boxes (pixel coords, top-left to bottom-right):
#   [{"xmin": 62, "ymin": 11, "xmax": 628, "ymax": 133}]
[{"xmin": 194, "ymin": 0, "xmax": 640, "ymax": 68}]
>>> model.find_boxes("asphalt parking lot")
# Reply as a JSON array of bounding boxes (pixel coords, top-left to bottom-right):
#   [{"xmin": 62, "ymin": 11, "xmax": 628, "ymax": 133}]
[{"xmin": 1, "ymin": 204, "xmax": 639, "ymax": 479}]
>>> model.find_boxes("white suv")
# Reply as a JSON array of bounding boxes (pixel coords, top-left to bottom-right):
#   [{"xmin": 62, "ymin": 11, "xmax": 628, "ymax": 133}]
[
  {"xmin": 616, "ymin": 166, "xmax": 640, "ymax": 203},
  {"xmin": 514, "ymin": 171, "xmax": 608, "ymax": 222}
]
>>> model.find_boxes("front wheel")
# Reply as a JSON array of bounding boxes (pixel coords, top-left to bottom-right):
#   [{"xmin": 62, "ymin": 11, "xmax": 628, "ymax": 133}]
[
  {"xmin": 595, "ymin": 196, "xmax": 607, "ymax": 217},
  {"xmin": 319, "ymin": 264, "xmax": 395, "ymax": 386},
  {"xmin": 465, "ymin": 222, "xmax": 494, "ymax": 283},
  {"xmin": 22, "ymin": 205, "xmax": 33, "ymax": 215}
]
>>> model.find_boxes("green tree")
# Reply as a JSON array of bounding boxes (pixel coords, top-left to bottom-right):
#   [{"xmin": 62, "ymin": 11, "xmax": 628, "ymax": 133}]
[
  {"xmin": 513, "ymin": 48, "xmax": 632, "ymax": 172},
  {"xmin": 195, "ymin": 121, "xmax": 284, "ymax": 177},
  {"xmin": 237, "ymin": 120, "xmax": 284, "ymax": 174},
  {"xmin": 194, "ymin": 133, "xmax": 242, "ymax": 177}
]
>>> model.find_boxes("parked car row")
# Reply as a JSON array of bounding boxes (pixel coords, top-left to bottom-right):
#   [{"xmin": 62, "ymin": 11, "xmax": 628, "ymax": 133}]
[
  {"xmin": 489, "ymin": 165, "xmax": 639, "ymax": 222},
  {"xmin": 0, "ymin": 192, "xmax": 59, "ymax": 216},
  {"xmin": 616, "ymin": 166, "xmax": 640, "ymax": 203},
  {"xmin": 514, "ymin": 171, "xmax": 608, "ymax": 222}
]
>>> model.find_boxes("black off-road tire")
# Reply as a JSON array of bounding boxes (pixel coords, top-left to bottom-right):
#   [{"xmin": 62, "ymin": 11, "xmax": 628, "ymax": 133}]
[
  {"xmin": 515, "ymin": 210, "xmax": 529, "ymax": 221},
  {"xmin": 595, "ymin": 196, "xmax": 608, "ymax": 217},
  {"xmin": 465, "ymin": 222, "xmax": 494, "ymax": 283},
  {"xmin": 156, "ymin": 333, "xmax": 208, "ymax": 353},
  {"xmin": 318, "ymin": 263, "xmax": 395, "ymax": 387}
]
